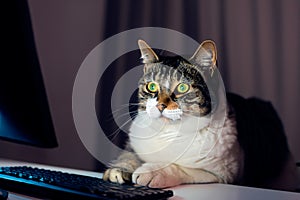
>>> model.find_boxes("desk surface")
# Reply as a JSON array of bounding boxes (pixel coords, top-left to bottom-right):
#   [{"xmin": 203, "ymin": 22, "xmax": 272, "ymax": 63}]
[{"xmin": 0, "ymin": 158, "xmax": 299, "ymax": 200}]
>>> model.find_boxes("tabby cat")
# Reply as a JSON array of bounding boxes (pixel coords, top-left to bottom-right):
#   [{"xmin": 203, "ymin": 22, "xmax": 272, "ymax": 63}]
[{"xmin": 103, "ymin": 40, "xmax": 298, "ymax": 190}]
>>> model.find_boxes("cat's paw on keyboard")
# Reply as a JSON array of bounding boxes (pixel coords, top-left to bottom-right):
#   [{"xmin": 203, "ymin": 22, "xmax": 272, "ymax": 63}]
[
  {"xmin": 132, "ymin": 163, "xmax": 184, "ymax": 188},
  {"xmin": 103, "ymin": 168, "xmax": 132, "ymax": 184}
]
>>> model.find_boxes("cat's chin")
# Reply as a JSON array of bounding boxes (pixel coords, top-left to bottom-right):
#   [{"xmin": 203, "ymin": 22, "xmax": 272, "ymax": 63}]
[
  {"xmin": 146, "ymin": 106, "xmax": 183, "ymax": 121},
  {"xmin": 162, "ymin": 109, "xmax": 183, "ymax": 121}
]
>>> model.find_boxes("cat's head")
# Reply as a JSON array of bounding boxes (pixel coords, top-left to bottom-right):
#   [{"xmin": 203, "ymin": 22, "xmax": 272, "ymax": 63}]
[{"xmin": 137, "ymin": 40, "xmax": 217, "ymax": 121}]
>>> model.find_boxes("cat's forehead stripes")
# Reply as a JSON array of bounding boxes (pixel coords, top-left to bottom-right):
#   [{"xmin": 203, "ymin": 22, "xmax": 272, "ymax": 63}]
[
  {"xmin": 142, "ymin": 56, "xmax": 209, "ymax": 95},
  {"xmin": 143, "ymin": 66, "xmax": 182, "ymax": 92}
]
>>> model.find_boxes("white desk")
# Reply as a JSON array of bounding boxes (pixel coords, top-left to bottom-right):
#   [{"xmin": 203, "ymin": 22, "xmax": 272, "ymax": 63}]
[{"xmin": 1, "ymin": 159, "xmax": 299, "ymax": 200}]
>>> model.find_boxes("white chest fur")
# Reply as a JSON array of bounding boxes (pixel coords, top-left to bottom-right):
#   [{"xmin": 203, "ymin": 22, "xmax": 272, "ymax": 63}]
[{"xmin": 129, "ymin": 112, "xmax": 242, "ymax": 182}]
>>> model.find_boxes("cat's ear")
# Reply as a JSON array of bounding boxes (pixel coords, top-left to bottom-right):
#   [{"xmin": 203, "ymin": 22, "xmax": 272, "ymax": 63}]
[
  {"xmin": 189, "ymin": 40, "xmax": 217, "ymax": 76},
  {"xmin": 138, "ymin": 40, "xmax": 159, "ymax": 64}
]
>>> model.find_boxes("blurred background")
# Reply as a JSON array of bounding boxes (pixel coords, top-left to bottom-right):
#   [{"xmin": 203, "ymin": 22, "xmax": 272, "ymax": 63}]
[{"xmin": 0, "ymin": 0, "xmax": 299, "ymax": 172}]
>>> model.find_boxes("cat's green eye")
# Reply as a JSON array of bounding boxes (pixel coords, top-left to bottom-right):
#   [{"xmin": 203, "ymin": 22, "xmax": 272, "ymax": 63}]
[
  {"xmin": 177, "ymin": 83, "xmax": 190, "ymax": 94},
  {"xmin": 147, "ymin": 82, "xmax": 158, "ymax": 93}
]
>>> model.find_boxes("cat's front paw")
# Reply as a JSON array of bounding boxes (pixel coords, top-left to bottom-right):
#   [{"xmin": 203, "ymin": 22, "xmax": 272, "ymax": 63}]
[
  {"xmin": 132, "ymin": 163, "xmax": 185, "ymax": 188},
  {"xmin": 103, "ymin": 168, "xmax": 132, "ymax": 184}
]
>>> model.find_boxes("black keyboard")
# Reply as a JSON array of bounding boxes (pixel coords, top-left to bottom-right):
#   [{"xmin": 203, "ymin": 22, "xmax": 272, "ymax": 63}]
[{"xmin": 0, "ymin": 166, "xmax": 173, "ymax": 199}]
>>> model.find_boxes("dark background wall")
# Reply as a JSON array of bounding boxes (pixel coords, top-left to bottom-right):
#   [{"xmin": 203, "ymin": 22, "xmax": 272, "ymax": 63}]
[{"xmin": 0, "ymin": 0, "xmax": 299, "ymax": 171}]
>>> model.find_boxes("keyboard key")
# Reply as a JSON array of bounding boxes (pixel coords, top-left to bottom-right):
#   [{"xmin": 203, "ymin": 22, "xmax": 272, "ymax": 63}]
[{"xmin": 0, "ymin": 166, "xmax": 173, "ymax": 199}]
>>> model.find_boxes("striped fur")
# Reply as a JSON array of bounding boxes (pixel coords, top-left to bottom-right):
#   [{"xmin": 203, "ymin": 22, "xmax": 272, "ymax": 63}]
[{"xmin": 138, "ymin": 55, "xmax": 211, "ymax": 117}]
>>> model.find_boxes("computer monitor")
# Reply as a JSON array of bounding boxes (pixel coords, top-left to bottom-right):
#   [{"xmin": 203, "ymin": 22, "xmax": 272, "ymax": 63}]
[{"xmin": 0, "ymin": 1, "xmax": 58, "ymax": 148}]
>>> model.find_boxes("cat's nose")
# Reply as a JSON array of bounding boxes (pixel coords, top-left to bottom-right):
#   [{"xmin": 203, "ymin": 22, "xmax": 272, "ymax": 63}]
[{"xmin": 156, "ymin": 103, "xmax": 167, "ymax": 112}]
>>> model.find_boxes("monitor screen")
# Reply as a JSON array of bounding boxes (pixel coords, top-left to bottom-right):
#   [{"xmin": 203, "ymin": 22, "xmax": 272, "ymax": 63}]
[{"xmin": 0, "ymin": 0, "xmax": 58, "ymax": 148}]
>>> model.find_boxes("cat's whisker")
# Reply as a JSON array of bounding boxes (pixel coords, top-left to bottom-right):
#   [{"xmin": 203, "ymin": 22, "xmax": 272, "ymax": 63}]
[
  {"xmin": 114, "ymin": 110, "xmax": 139, "ymax": 121},
  {"xmin": 107, "ymin": 105, "xmax": 141, "ymax": 122},
  {"xmin": 109, "ymin": 111, "xmax": 143, "ymax": 137},
  {"xmin": 110, "ymin": 103, "xmax": 141, "ymax": 115},
  {"xmin": 130, "ymin": 111, "xmax": 149, "ymax": 125},
  {"xmin": 108, "ymin": 129, "xmax": 121, "ymax": 142},
  {"xmin": 106, "ymin": 116, "xmax": 135, "ymax": 141}
]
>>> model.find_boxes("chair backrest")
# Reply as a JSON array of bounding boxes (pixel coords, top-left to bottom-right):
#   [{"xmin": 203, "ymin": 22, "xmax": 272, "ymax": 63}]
[{"xmin": 227, "ymin": 93, "xmax": 290, "ymax": 188}]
